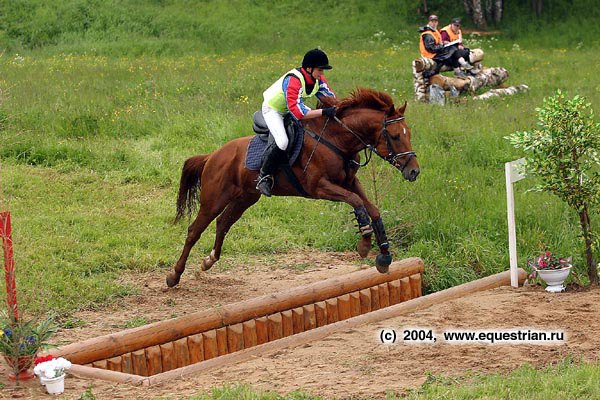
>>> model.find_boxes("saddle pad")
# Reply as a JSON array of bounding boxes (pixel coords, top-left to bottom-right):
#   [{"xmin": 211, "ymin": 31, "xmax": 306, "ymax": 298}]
[{"xmin": 245, "ymin": 130, "xmax": 304, "ymax": 171}]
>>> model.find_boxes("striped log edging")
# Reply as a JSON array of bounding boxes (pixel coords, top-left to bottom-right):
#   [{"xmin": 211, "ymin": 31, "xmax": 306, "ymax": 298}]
[
  {"xmin": 65, "ymin": 267, "xmax": 526, "ymax": 386},
  {"xmin": 55, "ymin": 258, "xmax": 424, "ymax": 378}
]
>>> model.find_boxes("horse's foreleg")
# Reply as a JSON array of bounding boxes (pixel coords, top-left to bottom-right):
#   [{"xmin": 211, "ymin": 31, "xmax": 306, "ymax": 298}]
[
  {"xmin": 348, "ymin": 179, "xmax": 391, "ymax": 273},
  {"xmin": 313, "ymin": 179, "xmax": 377, "ymax": 256},
  {"xmin": 167, "ymin": 207, "xmax": 222, "ymax": 288},
  {"xmin": 353, "ymin": 205, "xmax": 373, "ymax": 258},
  {"xmin": 202, "ymin": 195, "xmax": 260, "ymax": 271}
]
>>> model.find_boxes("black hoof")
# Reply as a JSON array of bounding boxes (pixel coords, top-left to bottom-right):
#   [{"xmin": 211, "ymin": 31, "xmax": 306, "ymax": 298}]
[
  {"xmin": 375, "ymin": 253, "xmax": 392, "ymax": 273},
  {"xmin": 166, "ymin": 273, "xmax": 180, "ymax": 288}
]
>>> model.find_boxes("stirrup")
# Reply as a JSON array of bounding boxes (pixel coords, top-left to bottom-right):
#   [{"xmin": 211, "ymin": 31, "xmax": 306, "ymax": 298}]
[{"xmin": 256, "ymin": 175, "xmax": 274, "ymax": 196}]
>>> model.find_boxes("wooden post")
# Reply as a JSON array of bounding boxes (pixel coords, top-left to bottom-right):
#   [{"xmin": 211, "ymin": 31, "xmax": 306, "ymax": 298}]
[
  {"xmin": 201, "ymin": 331, "xmax": 218, "ymax": 361},
  {"xmin": 399, "ymin": 277, "xmax": 412, "ymax": 302},
  {"xmin": 303, "ymin": 304, "xmax": 317, "ymax": 330},
  {"xmin": 106, "ymin": 356, "xmax": 122, "ymax": 372},
  {"xmin": 349, "ymin": 292, "xmax": 361, "ymax": 317},
  {"xmin": 291, "ymin": 307, "xmax": 304, "ymax": 334},
  {"xmin": 337, "ymin": 294, "xmax": 352, "ymax": 321},
  {"xmin": 187, "ymin": 334, "xmax": 204, "ymax": 364},
  {"xmin": 242, "ymin": 320, "xmax": 258, "ymax": 348},
  {"xmin": 506, "ymin": 158, "xmax": 525, "ymax": 288},
  {"xmin": 267, "ymin": 313, "xmax": 283, "ymax": 341},
  {"xmin": 159, "ymin": 342, "xmax": 176, "ymax": 371},
  {"xmin": 281, "ymin": 310, "xmax": 293, "ymax": 337},
  {"xmin": 388, "ymin": 280, "xmax": 401, "ymax": 305},
  {"xmin": 145, "ymin": 346, "xmax": 162, "ymax": 375},
  {"xmin": 0, "ymin": 211, "xmax": 18, "ymax": 321},
  {"xmin": 173, "ymin": 338, "xmax": 191, "ymax": 368},
  {"xmin": 314, "ymin": 302, "xmax": 328, "ymax": 327},
  {"xmin": 378, "ymin": 283, "xmax": 390, "ymax": 308},
  {"xmin": 227, "ymin": 324, "xmax": 245, "ymax": 352}
]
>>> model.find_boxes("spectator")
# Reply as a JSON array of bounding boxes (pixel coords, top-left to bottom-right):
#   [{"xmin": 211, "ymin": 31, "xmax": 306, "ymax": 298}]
[{"xmin": 419, "ymin": 15, "xmax": 474, "ymax": 78}]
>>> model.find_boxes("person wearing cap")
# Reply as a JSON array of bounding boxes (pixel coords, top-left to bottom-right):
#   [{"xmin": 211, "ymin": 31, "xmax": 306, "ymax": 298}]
[
  {"xmin": 257, "ymin": 48, "xmax": 337, "ymax": 197},
  {"xmin": 419, "ymin": 15, "xmax": 474, "ymax": 78},
  {"xmin": 441, "ymin": 18, "xmax": 465, "ymax": 48}
]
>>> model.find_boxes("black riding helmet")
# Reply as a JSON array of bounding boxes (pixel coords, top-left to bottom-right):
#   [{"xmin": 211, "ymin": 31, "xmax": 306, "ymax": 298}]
[{"xmin": 302, "ymin": 49, "xmax": 332, "ymax": 70}]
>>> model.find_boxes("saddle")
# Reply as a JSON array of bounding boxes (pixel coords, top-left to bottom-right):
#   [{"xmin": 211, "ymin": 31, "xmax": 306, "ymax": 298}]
[
  {"xmin": 246, "ymin": 111, "xmax": 305, "ymax": 172},
  {"xmin": 252, "ymin": 111, "xmax": 302, "ymax": 157}
]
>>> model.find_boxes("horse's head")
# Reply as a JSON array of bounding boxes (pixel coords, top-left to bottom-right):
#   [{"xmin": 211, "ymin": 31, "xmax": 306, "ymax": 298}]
[
  {"xmin": 378, "ymin": 102, "xmax": 420, "ymax": 182},
  {"xmin": 335, "ymin": 89, "xmax": 420, "ymax": 182}
]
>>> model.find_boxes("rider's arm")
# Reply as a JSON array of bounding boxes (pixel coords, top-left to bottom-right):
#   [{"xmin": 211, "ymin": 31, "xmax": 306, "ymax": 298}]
[
  {"xmin": 284, "ymin": 76, "xmax": 328, "ymax": 120},
  {"xmin": 316, "ymin": 75, "xmax": 335, "ymax": 99}
]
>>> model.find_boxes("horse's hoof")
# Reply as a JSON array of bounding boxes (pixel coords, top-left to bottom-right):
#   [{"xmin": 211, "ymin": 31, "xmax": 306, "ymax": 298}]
[
  {"xmin": 166, "ymin": 273, "xmax": 180, "ymax": 288},
  {"xmin": 375, "ymin": 253, "xmax": 392, "ymax": 274},
  {"xmin": 201, "ymin": 257, "xmax": 214, "ymax": 271}
]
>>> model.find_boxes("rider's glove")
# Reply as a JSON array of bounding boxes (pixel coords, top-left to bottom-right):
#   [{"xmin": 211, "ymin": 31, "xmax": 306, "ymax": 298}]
[{"xmin": 322, "ymin": 106, "xmax": 337, "ymax": 118}]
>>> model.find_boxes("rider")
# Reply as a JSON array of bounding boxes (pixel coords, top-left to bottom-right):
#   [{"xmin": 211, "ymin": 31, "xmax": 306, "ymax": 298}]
[{"xmin": 256, "ymin": 48, "xmax": 337, "ymax": 197}]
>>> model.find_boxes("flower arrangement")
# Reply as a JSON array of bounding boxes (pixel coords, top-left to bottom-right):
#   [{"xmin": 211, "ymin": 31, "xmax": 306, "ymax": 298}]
[
  {"xmin": 34, "ymin": 355, "xmax": 72, "ymax": 379},
  {"xmin": 528, "ymin": 251, "xmax": 572, "ymax": 271}
]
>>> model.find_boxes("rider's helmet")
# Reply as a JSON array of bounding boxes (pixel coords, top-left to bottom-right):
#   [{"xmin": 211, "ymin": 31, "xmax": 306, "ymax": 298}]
[{"xmin": 302, "ymin": 49, "xmax": 333, "ymax": 70}]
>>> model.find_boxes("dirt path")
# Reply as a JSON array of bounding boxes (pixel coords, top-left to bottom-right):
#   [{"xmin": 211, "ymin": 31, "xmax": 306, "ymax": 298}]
[{"xmin": 2, "ymin": 252, "xmax": 598, "ymax": 399}]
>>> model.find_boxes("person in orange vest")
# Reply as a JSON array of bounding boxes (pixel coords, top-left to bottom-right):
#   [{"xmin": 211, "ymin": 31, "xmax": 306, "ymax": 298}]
[
  {"xmin": 419, "ymin": 15, "xmax": 474, "ymax": 78},
  {"xmin": 440, "ymin": 18, "xmax": 479, "ymax": 74}
]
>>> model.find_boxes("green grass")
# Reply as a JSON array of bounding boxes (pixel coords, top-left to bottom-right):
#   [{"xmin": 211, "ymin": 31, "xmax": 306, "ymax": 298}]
[
  {"xmin": 0, "ymin": 40, "xmax": 598, "ymax": 315},
  {"xmin": 402, "ymin": 359, "xmax": 600, "ymax": 400}
]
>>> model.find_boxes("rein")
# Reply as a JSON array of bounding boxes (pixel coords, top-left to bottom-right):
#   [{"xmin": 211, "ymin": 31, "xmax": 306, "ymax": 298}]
[{"xmin": 333, "ymin": 115, "xmax": 416, "ymax": 171}]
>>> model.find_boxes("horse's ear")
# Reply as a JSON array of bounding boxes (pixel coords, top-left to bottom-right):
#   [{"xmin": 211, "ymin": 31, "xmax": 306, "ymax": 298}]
[{"xmin": 397, "ymin": 101, "xmax": 407, "ymax": 115}]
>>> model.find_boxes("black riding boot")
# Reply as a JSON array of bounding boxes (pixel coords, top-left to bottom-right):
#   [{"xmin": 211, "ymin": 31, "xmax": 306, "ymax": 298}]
[{"xmin": 256, "ymin": 145, "xmax": 286, "ymax": 197}]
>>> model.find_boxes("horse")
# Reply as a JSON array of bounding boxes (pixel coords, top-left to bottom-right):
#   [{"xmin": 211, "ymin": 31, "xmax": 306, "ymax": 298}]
[{"xmin": 166, "ymin": 88, "xmax": 420, "ymax": 287}]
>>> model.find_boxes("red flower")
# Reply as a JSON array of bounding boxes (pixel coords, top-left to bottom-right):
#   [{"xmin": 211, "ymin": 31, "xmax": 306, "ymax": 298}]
[{"xmin": 34, "ymin": 354, "xmax": 54, "ymax": 365}]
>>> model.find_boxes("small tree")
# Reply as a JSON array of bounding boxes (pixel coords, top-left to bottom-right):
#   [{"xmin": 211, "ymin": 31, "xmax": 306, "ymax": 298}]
[{"xmin": 507, "ymin": 91, "xmax": 600, "ymax": 285}]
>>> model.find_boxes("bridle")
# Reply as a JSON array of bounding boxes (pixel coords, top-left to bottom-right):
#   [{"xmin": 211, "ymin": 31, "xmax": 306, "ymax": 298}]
[{"xmin": 332, "ymin": 115, "xmax": 417, "ymax": 171}]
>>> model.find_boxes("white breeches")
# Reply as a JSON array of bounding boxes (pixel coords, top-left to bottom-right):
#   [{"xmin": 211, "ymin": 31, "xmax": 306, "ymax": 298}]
[{"xmin": 262, "ymin": 102, "xmax": 289, "ymax": 150}]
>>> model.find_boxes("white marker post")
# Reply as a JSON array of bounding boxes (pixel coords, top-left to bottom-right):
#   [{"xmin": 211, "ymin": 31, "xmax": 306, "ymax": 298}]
[{"xmin": 505, "ymin": 158, "xmax": 525, "ymax": 288}]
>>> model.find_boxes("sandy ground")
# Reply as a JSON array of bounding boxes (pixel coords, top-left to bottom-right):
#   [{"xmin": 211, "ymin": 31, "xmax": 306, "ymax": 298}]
[{"xmin": 1, "ymin": 251, "xmax": 599, "ymax": 399}]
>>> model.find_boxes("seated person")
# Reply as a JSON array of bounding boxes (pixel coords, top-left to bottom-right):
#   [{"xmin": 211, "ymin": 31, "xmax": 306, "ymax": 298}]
[
  {"xmin": 440, "ymin": 18, "xmax": 479, "ymax": 74},
  {"xmin": 419, "ymin": 15, "xmax": 473, "ymax": 78}
]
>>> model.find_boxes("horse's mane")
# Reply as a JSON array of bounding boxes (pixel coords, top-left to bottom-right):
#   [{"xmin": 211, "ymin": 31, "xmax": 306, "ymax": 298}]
[{"xmin": 320, "ymin": 88, "xmax": 395, "ymax": 117}]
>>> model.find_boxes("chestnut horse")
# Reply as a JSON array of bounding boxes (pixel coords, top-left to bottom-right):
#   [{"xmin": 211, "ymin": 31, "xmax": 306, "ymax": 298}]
[{"xmin": 166, "ymin": 88, "xmax": 419, "ymax": 287}]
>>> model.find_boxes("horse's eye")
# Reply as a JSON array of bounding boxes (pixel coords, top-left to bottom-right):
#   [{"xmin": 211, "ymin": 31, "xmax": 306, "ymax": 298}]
[{"xmin": 390, "ymin": 134, "xmax": 401, "ymax": 141}]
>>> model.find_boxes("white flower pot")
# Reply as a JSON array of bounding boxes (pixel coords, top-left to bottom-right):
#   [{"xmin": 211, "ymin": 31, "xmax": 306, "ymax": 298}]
[
  {"xmin": 536, "ymin": 265, "xmax": 572, "ymax": 292},
  {"xmin": 41, "ymin": 374, "xmax": 65, "ymax": 395}
]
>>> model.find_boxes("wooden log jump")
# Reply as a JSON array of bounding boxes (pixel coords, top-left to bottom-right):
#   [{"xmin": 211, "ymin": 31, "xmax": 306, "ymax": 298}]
[
  {"xmin": 64, "ymin": 266, "xmax": 526, "ymax": 386},
  {"xmin": 54, "ymin": 258, "xmax": 424, "ymax": 377}
]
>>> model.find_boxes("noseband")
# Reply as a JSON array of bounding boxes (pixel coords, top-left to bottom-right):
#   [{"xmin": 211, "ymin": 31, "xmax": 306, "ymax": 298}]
[{"xmin": 333, "ymin": 115, "xmax": 417, "ymax": 171}]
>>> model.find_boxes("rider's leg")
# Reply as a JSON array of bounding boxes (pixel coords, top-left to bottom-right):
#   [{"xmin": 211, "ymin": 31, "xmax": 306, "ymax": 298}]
[{"xmin": 257, "ymin": 103, "xmax": 289, "ymax": 196}]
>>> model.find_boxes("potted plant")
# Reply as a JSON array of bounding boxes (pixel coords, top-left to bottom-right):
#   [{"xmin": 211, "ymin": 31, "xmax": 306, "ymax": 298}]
[
  {"xmin": 0, "ymin": 312, "xmax": 57, "ymax": 381},
  {"xmin": 33, "ymin": 356, "xmax": 72, "ymax": 395},
  {"xmin": 528, "ymin": 251, "xmax": 572, "ymax": 292}
]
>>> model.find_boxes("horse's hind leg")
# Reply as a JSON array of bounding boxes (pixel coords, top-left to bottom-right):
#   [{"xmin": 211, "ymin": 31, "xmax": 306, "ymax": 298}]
[
  {"xmin": 166, "ymin": 202, "xmax": 227, "ymax": 288},
  {"xmin": 201, "ymin": 194, "xmax": 260, "ymax": 271}
]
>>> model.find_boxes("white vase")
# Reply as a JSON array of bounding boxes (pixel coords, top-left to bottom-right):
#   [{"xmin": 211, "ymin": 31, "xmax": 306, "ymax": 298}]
[
  {"xmin": 536, "ymin": 265, "xmax": 572, "ymax": 292},
  {"xmin": 41, "ymin": 374, "xmax": 65, "ymax": 395}
]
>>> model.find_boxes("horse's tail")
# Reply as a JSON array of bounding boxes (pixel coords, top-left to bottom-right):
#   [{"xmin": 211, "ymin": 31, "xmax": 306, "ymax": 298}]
[{"xmin": 175, "ymin": 154, "xmax": 210, "ymax": 223}]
